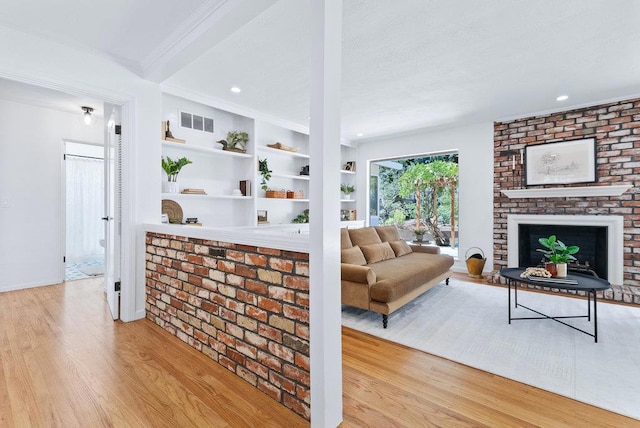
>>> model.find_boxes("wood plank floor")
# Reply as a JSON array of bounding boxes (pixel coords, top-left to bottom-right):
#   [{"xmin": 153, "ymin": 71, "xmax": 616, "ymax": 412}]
[{"xmin": 0, "ymin": 277, "xmax": 637, "ymax": 427}]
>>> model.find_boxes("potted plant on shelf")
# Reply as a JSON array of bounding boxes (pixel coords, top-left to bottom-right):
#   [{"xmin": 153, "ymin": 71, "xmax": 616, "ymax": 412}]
[
  {"xmin": 258, "ymin": 158, "xmax": 272, "ymax": 191},
  {"xmin": 161, "ymin": 156, "xmax": 192, "ymax": 193},
  {"xmin": 536, "ymin": 235, "xmax": 580, "ymax": 278},
  {"xmin": 340, "ymin": 183, "xmax": 355, "ymax": 199},
  {"xmin": 221, "ymin": 130, "xmax": 249, "ymax": 153}
]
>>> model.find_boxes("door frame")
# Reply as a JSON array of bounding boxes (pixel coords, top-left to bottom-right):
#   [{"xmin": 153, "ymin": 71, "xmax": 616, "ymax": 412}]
[{"xmin": 1, "ymin": 73, "xmax": 136, "ymax": 321}]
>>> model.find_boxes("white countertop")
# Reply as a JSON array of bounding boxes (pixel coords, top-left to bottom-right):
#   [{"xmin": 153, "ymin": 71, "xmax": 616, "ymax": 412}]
[{"xmin": 144, "ymin": 223, "xmax": 310, "ymax": 253}]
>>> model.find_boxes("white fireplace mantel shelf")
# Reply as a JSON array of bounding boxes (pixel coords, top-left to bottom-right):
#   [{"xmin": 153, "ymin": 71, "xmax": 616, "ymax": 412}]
[{"xmin": 501, "ymin": 185, "xmax": 632, "ymax": 199}]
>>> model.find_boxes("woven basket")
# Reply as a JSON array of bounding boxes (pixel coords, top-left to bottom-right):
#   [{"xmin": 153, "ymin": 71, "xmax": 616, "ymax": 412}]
[
  {"xmin": 286, "ymin": 190, "xmax": 304, "ymax": 199},
  {"xmin": 266, "ymin": 190, "xmax": 286, "ymax": 198}
]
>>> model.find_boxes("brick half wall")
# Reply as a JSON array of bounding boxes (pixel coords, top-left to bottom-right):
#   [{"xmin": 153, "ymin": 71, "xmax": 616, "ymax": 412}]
[
  {"xmin": 492, "ymin": 98, "xmax": 640, "ymax": 303},
  {"xmin": 145, "ymin": 232, "xmax": 311, "ymax": 419}
]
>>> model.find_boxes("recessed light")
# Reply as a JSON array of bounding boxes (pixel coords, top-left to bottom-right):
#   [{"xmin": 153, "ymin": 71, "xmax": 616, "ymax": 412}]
[
  {"xmin": 556, "ymin": 95, "xmax": 569, "ymax": 101},
  {"xmin": 230, "ymin": 86, "xmax": 242, "ymax": 93},
  {"xmin": 357, "ymin": 133, "xmax": 364, "ymax": 137}
]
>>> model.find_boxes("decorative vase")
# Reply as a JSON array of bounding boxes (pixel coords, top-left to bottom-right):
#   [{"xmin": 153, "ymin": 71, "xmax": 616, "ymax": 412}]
[
  {"xmin": 545, "ymin": 262, "xmax": 557, "ymax": 277},
  {"xmin": 556, "ymin": 263, "xmax": 568, "ymax": 278},
  {"xmin": 415, "ymin": 235, "xmax": 424, "ymax": 242},
  {"xmin": 164, "ymin": 181, "xmax": 179, "ymax": 193},
  {"xmin": 343, "ymin": 193, "xmax": 351, "ymax": 200}
]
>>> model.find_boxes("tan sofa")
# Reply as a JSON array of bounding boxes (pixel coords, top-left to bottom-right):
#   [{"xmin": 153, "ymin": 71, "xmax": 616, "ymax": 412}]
[{"xmin": 341, "ymin": 226, "xmax": 454, "ymax": 328}]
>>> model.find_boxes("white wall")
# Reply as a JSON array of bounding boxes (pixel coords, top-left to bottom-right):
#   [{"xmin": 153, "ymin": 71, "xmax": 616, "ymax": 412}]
[
  {"xmin": 0, "ymin": 25, "xmax": 161, "ymax": 320},
  {"xmin": 0, "ymin": 100, "xmax": 103, "ymax": 290},
  {"xmin": 356, "ymin": 122, "xmax": 495, "ymax": 272}
]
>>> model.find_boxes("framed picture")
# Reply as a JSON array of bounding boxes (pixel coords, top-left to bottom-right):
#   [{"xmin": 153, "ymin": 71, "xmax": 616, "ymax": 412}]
[
  {"xmin": 525, "ymin": 138, "xmax": 596, "ymax": 186},
  {"xmin": 344, "ymin": 161, "xmax": 356, "ymax": 172},
  {"xmin": 257, "ymin": 210, "xmax": 268, "ymax": 224}
]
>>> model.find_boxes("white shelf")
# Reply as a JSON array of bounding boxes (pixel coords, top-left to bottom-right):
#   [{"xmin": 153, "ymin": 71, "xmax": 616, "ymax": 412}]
[
  {"xmin": 500, "ymin": 185, "xmax": 632, "ymax": 199},
  {"xmin": 340, "ymin": 199, "xmax": 356, "ymax": 203},
  {"xmin": 162, "ymin": 141, "xmax": 252, "ymax": 159},
  {"xmin": 272, "ymin": 172, "xmax": 310, "ymax": 181},
  {"xmin": 259, "ymin": 146, "xmax": 310, "ymax": 159},
  {"xmin": 258, "ymin": 197, "xmax": 310, "ymax": 202},
  {"xmin": 340, "ymin": 169, "xmax": 356, "ymax": 175},
  {"xmin": 162, "ymin": 193, "xmax": 252, "ymax": 200}
]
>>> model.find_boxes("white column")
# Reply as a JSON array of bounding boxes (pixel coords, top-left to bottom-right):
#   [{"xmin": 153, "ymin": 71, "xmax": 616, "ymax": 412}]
[{"xmin": 309, "ymin": 0, "xmax": 343, "ymax": 426}]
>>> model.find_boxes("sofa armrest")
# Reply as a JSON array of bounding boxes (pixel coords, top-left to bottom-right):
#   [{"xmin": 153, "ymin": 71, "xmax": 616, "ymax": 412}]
[
  {"xmin": 341, "ymin": 264, "xmax": 377, "ymax": 285},
  {"xmin": 410, "ymin": 245, "xmax": 441, "ymax": 255}
]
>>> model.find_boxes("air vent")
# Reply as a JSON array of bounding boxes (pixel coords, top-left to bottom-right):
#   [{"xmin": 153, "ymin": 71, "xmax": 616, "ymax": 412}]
[{"xmin": 180, "ymin": 111, "xmax": 214, "ymax": 133}]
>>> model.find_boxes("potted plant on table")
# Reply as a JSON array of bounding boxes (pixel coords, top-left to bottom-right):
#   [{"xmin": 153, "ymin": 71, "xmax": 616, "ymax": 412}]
[
  {"xmin": 340, "ymin": 183, "xmax": 355, "ymax": 199},
  {"xmin": 161, "ymin": 156, "xmax": 192, "ymax": 193},
  {"xmin": 414, "ymin": 227, "xmax": 427, "ymax": 242},
  {"xmin": 536, "ymin": 235, "xmax": 580, "ymax": 278}
]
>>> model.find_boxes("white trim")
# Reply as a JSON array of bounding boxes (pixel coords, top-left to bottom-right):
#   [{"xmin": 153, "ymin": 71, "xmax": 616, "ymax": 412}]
[
  {"xmin": 501, "ymin": 185, "xmax": 632, "ymax": 199},
  {"xmin": 0, "ymin": 280, "xmax": 63, "ymax": 293},
  {"xmin": 507, "ymin": 214, "xmax": 624, "ymax": 285}
]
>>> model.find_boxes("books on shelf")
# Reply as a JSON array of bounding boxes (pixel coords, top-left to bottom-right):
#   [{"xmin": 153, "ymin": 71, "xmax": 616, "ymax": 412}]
[
  {"xmin": 181, "ymin": 188, "xmax": 207, "ymax": 195},
  {"xmin": 240, "ymin": 180, "xmax": 251, "ymax": 196}
]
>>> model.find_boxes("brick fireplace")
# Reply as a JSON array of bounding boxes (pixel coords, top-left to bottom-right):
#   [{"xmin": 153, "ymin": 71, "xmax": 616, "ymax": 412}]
[{"xmin": 492, "ymin": 97, "xmax": 640, "ymax": 304}]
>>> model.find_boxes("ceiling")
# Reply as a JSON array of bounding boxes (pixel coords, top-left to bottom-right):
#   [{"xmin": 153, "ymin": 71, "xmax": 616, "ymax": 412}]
[{"xmin": 1, "ymin": 0, "xmax": 639, "ymax": 142}]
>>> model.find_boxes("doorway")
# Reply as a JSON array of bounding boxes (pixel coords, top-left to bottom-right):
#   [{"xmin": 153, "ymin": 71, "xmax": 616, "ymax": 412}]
[{"xmin": 64, "ymin": 141, "xmax": 105, "ymax": 281}]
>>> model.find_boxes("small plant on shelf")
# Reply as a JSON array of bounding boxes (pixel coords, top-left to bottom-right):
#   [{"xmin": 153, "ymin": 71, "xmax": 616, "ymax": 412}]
[
  {"xmin": 221, "ymin": 130, "xmax": 249, "ymax": 152},
  {"xmin": 258, "ymin": 158, "xmax": 272, "ymax": 190},
  {"xmin": 161, "ymin": 156, "xmax": 192, "ymax": 182},
  {"xmin": 340, "ymin": 183, "xmax": 355, "ymax": 195}
]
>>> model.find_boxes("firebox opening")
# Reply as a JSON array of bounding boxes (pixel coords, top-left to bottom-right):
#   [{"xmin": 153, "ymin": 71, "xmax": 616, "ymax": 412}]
[{"xmin": 518, "ymin": 224, "xmax": 608, "ymax": 280}]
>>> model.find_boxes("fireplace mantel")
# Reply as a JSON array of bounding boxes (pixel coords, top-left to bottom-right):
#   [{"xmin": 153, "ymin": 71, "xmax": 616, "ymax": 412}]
[{"xmin": 500, "ymin": 185, "xmax": 631, "ymax": 199}]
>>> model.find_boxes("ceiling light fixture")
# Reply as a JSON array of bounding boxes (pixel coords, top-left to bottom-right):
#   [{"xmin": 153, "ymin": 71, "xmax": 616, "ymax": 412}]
[
  {"xmin": 230, "ymin": 86, "xmax": 242, "ymax": 93},
  {"xmin": 82, "ymin": 106, "xmax": 94, "ymax": 125},
  {"xmin": 556, "ymin": 95, "xmax": 569, "ymax": 101},
  {"xmin": 357, "ymin": 133, "xmax": 364, "ymax": 137}
]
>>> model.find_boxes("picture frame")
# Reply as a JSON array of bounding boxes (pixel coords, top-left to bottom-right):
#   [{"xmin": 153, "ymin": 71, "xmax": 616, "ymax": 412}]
[
  {"xmin": 525, "ymin": 138, "xmax": 596, "ymax": 186},
  {"xmin": 344, "ymin": 161, "xmax": 356, "ymax": 172},
  {"xmin": 257, "ymin": 210, "xmax": 268, "ymax": 224}
]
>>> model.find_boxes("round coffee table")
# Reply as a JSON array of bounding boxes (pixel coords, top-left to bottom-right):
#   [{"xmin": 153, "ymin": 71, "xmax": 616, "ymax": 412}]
[{"xmin": 500, "ymin": 267, "xmax": 610, "ymax": 342}]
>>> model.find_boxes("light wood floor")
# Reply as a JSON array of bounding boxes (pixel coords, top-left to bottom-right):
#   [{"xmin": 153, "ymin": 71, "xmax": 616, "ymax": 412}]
[{"xmin": 0, "ymin": 278, "xmax": 637, "ymax": 427}]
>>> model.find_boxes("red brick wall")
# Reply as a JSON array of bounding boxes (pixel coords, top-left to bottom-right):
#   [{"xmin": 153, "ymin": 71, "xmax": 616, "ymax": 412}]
[
  {"xmin": 145, "ymin": 232, "xmax": 311, "ymax": 420},
  {"xmin": 493, "ymin": 98, "xmax": 640, "ymax": 293}
]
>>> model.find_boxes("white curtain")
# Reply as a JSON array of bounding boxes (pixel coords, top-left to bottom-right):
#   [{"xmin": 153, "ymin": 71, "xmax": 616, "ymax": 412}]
[{"xmin": 66, "ymin": 156, "xmax": 104, "ymax": 262}]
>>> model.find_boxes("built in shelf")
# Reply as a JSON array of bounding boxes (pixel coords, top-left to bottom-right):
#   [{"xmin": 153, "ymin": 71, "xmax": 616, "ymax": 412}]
[
  {"xmin": 340, "ymin": 169, "xmax": 356, "ymax": 175},
  {"xmin": 340, "ymin": 199, "xmax": 356, "ymax": 203},
  {"xmin": 162, "ymin": 141, "xmax": 252, "ymax": 158},
  {"xmin": 271, "ymin": 172, "xmax": 310, "ymax": 181},
  {"xmin": 258, "ymin": 197, "xmax": 310, "ymax": 202},
  {"xmin": 259, "ymin": 146, "xmax": 310, "ymax": 159},
  {"xmin": 500, "ymin": 185, "xmax": 631, "ymax": 199},
  {"xmin": 161, "ymin": 193, "xmax": 252, "ymax": 200}
]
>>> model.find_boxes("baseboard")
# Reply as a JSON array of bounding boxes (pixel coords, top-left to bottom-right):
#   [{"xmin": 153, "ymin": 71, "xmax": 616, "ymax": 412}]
[{"xmin": 0, "ymin": 279, "xmax": 62, "ymax": 293}]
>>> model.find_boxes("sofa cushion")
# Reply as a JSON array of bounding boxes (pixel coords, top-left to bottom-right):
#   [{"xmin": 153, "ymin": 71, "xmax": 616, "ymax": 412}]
[
  {"xmin": 369, "ymin": 253, "xmax": 454, "ymax": 303},
  {"xmin": 374, "ymin": 226, "xmax": 402, "ymax": 242},
  {"xmin": 361, "ymin": 242, "xmax": 396, "ymax": 264},
  {"xmin": 341, "ymin": 246, "xmax": 367, "ymax": 265},
  {"xmin": 340, "ymin": 228, "xmax": 353, "ymax": 249},
  {"xmin": 389, "ymin": 239, "xmax": 413, "ymax": 257},
  {"xmin": 348, "ymin": 227, "xmax": 382, "ymax": 247}
]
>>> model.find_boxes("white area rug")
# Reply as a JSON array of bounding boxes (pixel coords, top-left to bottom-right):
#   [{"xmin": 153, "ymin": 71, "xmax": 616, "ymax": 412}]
[{"xmin": 341, "ymin": 278, "xmax": 640, "ymax": 420}]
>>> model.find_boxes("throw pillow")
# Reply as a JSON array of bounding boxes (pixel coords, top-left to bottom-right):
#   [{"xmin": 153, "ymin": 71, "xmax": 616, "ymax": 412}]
[
  {"xmin": 389, "ymin": 240, "xmax": 413, "ymax": 257},
  {"xmin": 360, "ymin": 242, "xmax": 396, "ymax": 264},
  {"xmin": 348, "ymin": 227, "xmax": 382, "ymax": 247},
  {"xmin": 340, "ymin": 227, "xmax": 353, "ymax": 249},
  {"xmin": 374, "ymin": 226, "xmax": 402, "ymax": 242},
  {"xmin": 341, "ymin": 246, "xmax": 367, "ymax": 265}
]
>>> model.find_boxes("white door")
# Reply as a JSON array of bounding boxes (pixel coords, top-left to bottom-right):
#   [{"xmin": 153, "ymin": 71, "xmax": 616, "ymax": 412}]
[{"xmin": 103, "ymin": 104, "xmax": 120, "ymax": 319}]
